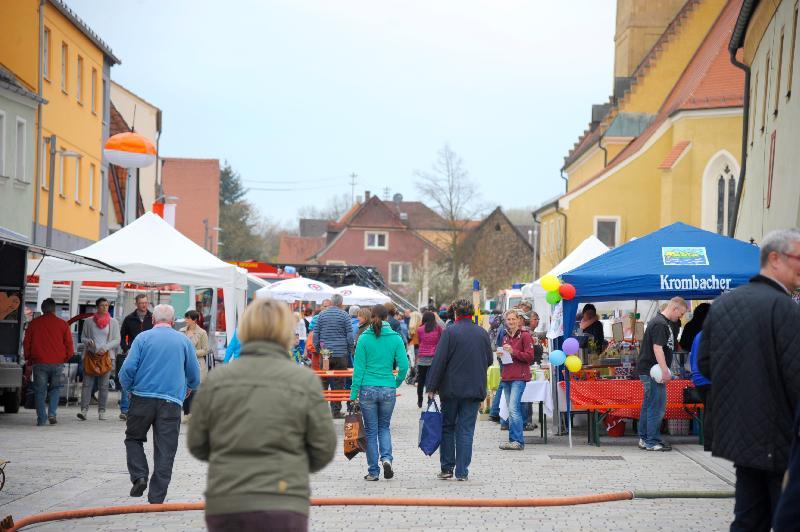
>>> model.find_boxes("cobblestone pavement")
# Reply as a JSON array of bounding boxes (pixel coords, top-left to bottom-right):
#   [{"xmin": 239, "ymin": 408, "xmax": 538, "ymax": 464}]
[{"xmin": 0, "ymin": 386, "xmax": 735, "ymax": 531}]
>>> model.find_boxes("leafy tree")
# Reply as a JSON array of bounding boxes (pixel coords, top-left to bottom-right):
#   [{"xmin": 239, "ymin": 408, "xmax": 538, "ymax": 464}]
[
  {"xmin": 297, "ymin": 193, "xmax": 353, "ymax": 221},
  {"xmin": 415, "ymin": 144, "xmax": 485, "ymax": 297}
]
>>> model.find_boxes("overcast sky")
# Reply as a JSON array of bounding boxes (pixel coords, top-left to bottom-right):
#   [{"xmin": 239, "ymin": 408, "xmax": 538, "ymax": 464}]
[{"xmin": 72, "ymin": 0, "xmax": 616, "ymax": 226}]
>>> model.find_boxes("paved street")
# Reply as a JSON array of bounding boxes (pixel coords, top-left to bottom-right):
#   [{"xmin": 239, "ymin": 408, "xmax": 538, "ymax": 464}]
[{"xmin": 1, "ymin": 386, "xmax": 735, "ymax": 531}]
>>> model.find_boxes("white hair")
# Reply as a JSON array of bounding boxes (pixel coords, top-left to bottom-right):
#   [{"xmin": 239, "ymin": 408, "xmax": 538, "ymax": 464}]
[
  {"xmin": 331, "ymin": 294, "xmax": 344, "ymax": 307},
  {"xmin": 348, "ymin": 305, "xmax": 360, "ymax": 317},
  {"xmin": 760, "ymin": 229, "xmax": 800, "ymax": 267},
  {"xmin": 152, "ymin": 304, "xmax": 175, "ymax": 324}
]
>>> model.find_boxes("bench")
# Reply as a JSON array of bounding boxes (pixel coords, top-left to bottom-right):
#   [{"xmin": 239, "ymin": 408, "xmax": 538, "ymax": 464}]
[{"xmin": 582, "ymin": 403, "xmax": 704, "ymax": 446}]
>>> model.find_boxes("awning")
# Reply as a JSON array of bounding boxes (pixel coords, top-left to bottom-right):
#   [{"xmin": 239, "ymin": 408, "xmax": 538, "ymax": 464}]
[{"xmin": 0, "ymin": 235, "xmax": 124, "ymax": 274}]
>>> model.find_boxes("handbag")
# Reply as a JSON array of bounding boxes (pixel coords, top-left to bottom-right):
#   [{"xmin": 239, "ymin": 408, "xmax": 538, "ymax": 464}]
[
  {"xmin": 343, "ymin": 403, "xmax": 367, "ymax": 460},
  {"xmin": 418, "ymin": 398, "xmax": 443, "ymax": 456}
]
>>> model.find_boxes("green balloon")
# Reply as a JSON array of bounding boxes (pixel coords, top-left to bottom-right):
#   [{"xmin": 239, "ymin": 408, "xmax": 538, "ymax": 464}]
[{"xmin": 546, "ymin": 290, "xmax": 562, "ymax": 305}]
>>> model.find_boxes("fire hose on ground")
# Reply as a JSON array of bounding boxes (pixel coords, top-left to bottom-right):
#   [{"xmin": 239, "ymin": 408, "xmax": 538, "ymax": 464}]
[{"xmin": 0, "ymin": 490, "xmax": 734, "ymax": 531}]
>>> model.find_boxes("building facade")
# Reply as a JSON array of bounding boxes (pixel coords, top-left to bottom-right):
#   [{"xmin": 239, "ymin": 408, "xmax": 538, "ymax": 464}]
[
  {"xmin": 0, "ymin": 0, "xmax": 119, "ymax": 250},
  {"xmin": 732, "ymin": 0, "xmax": 800, "ymax": 242},
  {"xmin": 160, "ymin": 158, "xmax": 221, "ymax": 255},
  {"xmin": 537, "ymin": 0, "xmax": 745, "ymax": 274},
  {"xmin": 0, "ymin": 67, "xmax": 45, "ymax": 240}
]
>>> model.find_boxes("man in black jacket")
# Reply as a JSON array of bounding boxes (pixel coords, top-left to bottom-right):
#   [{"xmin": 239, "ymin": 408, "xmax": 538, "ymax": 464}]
[
  {"xmin": 118, "ymin": 294, "xmax": 153, "ymax": 420},
  {"xmin": 699, "ymin": 228, "xmax": 800, "ymax": 531},
  {"xmin": 426, "ymin": 299, "xmax": 493, "ymax": 481}
]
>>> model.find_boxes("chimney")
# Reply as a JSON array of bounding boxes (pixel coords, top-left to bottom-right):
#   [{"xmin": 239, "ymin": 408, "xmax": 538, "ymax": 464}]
[{"xmin": 365, "ymin": 190, "xmax": 371, "ymax": 201}]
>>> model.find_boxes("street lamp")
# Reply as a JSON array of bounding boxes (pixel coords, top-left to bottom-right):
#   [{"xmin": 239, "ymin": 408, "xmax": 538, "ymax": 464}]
[
  {"xmin": 154, "ymin": 194, "xmax": 179, "ymax": 203},
  {"xmin": 202, "ymin": 218, "xmax": 222, "ymax": 251},
  {"xmin": 104, "ymin": 132, "xmax": 156, "ymax": 226}
]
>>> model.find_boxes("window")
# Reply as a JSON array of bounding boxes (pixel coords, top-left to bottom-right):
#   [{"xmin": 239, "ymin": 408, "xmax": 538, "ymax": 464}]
[
  {"xmin": 99, "ymin": 168, "xmax": 105, "ymax": 214},
  {"xmin": 714, "ymin": 164, "xmax": 739, "ymax": 235},
  {"xmin": 364, "ymin": 231, "xmax": 388, "ymax": 250},
  {"xmin": 91, "ymin": 68, "xmax": 97, "ymax": 113},
  {"xmin": 58, "ymin": 149, "xmax": 65, "ymax": 196},
  {"xmin": 750, "ymin": 72, "xmax": 759, "ymax": 145},
  {"xmin": 15, "ymin": 118, "xmax": 26, "ymax": 182},
  {"xmin": 790, "ymin": 3, "xmax": 799, "ymax": 98},
  {"xmin": 775, "ymin": 30, "xmax": 784, "ymax": 115},
  {"xmin": 76, "ymin": 56, "xmax": 83, "ymax": 103},
  {"xmin": 389, "ymin": 262, "xmax": 412, "ymax": 284},
  {"xmin": 61, "ymin": 42, "xmax": 68, "ymax": 92},
  {"xmin": 594, "ymin": 217, "xmax": 620, "ymax": 248},
  {"xmin": 73, "ymin": 158, "xmax": 80, "ymax": 203},
  {"xmin": 761, "ymin": 53, "xmax": 770, "ymax": 131},
  {"xmin": 0, "ymin": 111, "xmax": 5, "ymax": 177},
  {"xmin": 325, "ymin": 260, "xmax": 346, "ymax": 266},
  {"xmin": 88, "ymin": 163, "xmax": 95, "ymax": 208},
  {"xmin": 43, "ymin": 28, "xmax": 50, "ymax": 80}
]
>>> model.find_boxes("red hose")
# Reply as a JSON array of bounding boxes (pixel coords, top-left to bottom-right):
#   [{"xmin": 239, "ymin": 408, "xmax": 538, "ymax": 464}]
[{"xmin": 2, "ymin": 492, "xmax": 634, "ymax": 531}]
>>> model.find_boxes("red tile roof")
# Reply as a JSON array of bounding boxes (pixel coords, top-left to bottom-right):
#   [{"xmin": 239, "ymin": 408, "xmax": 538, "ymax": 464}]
[
  {"xmin": 277, "ymin": 236, "xmax": 326, "ymax": 263},
  {"xmin": 658, "ymin": 140, "xmax": 692, "ymax": 169},
  {"xmin": 567, "ymin": 0, "xmax": 744, "ymax": 198},
  {"xmin": 387, "ymin": 201, "xmax": 448, "ymax": 230}
]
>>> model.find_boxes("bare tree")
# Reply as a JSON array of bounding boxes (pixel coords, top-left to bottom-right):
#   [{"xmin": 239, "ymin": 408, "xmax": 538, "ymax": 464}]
[{"xmin": 415, "ymin": 144, "xmax": 484, "ymax": 297}]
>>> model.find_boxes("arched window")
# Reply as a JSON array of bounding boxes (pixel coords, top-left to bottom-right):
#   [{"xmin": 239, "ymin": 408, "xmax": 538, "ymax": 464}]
[{"xmin": 702, "ymin": 152, "xmax": 739, "ymax": 235}]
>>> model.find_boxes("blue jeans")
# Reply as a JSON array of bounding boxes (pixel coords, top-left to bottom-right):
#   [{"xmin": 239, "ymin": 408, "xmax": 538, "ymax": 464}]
[
  {"xmin": 32, "ymin": 364, "xmax": 63, "ymax": 424},
  {"xmin": 638, "ymin": 375, "xmax": 667, "ymax": 447},
  {"xmin": 499, "ymin": 380, "xmax": 526, "ymax": 446},
  {"xmin": 489, "ymin": 386, "xmax": 502, "ymax": 417},
  {"xmin": 440, "ymin": 398, "xmax": 481, "ymax": 479},
  {"xmin": 359, "ymin": 386, "xmax": 396, "ymax": 476}
]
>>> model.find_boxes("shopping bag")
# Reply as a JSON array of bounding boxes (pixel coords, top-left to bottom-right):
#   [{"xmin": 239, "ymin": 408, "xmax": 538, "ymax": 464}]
[
  {"xmin": 419, "ymin": 398, "xmax": 443, "ymax": 456},
  {"xmin": 343, "ymin": 404, "xmax": 367, "ymax": 460}
]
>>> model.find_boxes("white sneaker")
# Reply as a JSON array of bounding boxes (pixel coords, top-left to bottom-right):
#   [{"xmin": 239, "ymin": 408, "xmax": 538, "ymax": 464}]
[
  {"xmin": 638, "ymin": 439, "xmax": 646, "ymax": 449},
  {"xmin": 98, "ymin": 411, "xmax": 107, "ymax": 421},
  {"xmin": 181, "ymin": 414, "xmax": 191, "ymax": 424}
]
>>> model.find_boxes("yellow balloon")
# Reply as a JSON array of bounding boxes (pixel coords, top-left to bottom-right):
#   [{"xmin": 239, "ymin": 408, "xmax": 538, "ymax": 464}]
[
  {"xmin": 541, "ymin": 274, "xmax": 560, "ymax": 292},
  {"xmin": 565, "ymin": 355, "xmax": 583, "ymax": 373}
]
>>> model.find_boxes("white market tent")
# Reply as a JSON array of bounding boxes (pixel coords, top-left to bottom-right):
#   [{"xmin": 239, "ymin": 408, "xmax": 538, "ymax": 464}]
[
  {"xmin": 336, "ymin": 284, "xmax": 391, "ymax": 306},
  {"xmin": 255, "ymin": 276, "xmax": 336, "ymax": 303},
  {"xmin": 35, "ymin": 212, "xmax": 248, "ymax": 344},
  {"xmin": 523, "ymin": 236, "xmax": 619, "ymax": 332}
]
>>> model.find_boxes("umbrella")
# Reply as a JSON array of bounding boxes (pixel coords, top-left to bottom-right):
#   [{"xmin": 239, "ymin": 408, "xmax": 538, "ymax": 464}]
[
  {"xmin": 255, "ymin": 276, "xmax": 335, "ymax": 303},
  {"xmin": 335, "ymin": 284, "xmax": 391, "ymax": 306}
]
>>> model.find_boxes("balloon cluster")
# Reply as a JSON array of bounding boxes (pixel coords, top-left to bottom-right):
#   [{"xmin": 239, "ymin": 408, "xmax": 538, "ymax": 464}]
[
  {"xmin": 548, "ymin": 336, "xmax": 583, "ymax": 372},
  {"xmin": 540, "ymin": 275, "xmax": 576, "ymax": 306}
]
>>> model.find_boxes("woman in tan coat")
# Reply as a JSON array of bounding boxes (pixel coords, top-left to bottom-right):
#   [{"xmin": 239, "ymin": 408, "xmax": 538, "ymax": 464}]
[{"xmin": 181, "ymin": 309, "xmax": 209, "ymax": 422}]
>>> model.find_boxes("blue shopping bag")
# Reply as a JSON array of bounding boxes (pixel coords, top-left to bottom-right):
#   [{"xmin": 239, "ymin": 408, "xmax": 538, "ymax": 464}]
[{"xmin": 419, "ymin": 398, "xmax": 443, "ymax": 456}]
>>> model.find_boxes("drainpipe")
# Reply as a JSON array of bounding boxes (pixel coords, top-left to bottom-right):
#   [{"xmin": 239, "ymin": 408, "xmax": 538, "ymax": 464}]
[
  {"xmin": 729, "ymin": 49, "xmax": 751, "ymax": 238},
  {"xmin": 598, "ymin": 134, "xmax": 608, "ymax": 167},
  {"xmin": 33, "ymin": 0, "xmax": 45, "ymax": 244},
  {"xmin": 560, "ymin": 168, "xmax": 568, "ymax": 193}
]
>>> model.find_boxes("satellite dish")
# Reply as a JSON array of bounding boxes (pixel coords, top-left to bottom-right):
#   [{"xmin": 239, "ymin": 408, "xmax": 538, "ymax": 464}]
[{"xmin": 392, "ymin": 193, "xmax": 403, "ymax": 203}]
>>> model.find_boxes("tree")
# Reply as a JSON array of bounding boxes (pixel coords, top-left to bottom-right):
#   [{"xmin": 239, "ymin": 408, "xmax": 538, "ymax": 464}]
[
  {"xmin": 408, "ymin": 261, "xmax": 472, "ymax": 308},
  {"xmin": 415, "ymin": 144, "xmax": 485, "ymax": 298},
  {"xmin": 297, "ymin": 193, "xmax": 353, "ymax": 221},
  {"xmin": 219, "ymin": 162, "xmax": 263, "ymax": 260}
]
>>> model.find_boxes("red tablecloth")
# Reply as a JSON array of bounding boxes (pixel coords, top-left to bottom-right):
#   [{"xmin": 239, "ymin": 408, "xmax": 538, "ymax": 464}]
[{"xmin": 559, "ymin": 379, "xmax": 694, "ymax": 420}]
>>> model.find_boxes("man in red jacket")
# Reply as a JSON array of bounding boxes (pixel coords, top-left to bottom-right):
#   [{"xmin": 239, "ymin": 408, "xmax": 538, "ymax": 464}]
[{"xmin": 23, "ymin": 298, "xmax": 73, "ymax": 426}]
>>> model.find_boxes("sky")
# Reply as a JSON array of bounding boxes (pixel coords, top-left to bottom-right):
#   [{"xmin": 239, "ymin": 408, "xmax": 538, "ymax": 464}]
[{"xmin": 72, "ymin": 0, "xmax": 616, "ymax": 227}]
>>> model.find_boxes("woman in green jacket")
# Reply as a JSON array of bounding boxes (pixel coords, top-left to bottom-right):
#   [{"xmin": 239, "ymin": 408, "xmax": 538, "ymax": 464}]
[
  {"xmin": 188, "ymin": 299, "xmax": 337, "ymax": 532},
  {"xmin": 350, "ymin": 304, "xmax": 409, "ymax": 481}
]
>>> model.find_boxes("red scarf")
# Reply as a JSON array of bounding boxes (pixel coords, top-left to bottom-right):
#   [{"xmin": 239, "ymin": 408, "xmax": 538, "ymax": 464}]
[{"xmin": 93, "ymin": 312, "xmax": 111, "ymax": 329}]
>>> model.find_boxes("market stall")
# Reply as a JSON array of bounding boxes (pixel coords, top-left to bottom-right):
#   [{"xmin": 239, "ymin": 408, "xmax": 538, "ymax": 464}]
[
  {"xmin": 550, "ymin": 222, "xmax": 759, "ymax": 443},
  {"xmin": 34, "ymin": 212, "xmax": 248, "ymax": 345},
  {"xmin": 255, "ymin": 276, "xmax": 336, "ymax": 303},
  {"xmin": 335, "ymin": 284, "xmax": 391, "ymax": 306}
]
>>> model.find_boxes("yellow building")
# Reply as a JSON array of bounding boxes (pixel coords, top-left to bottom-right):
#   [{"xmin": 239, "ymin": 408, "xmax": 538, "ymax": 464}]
[
  {"xmin": 535, "ymin": 0, "xmax": 745, "ymax": 276},
  {"xmin": 0, "ymin": 0, "xmax": 119, "ymax": 250}
]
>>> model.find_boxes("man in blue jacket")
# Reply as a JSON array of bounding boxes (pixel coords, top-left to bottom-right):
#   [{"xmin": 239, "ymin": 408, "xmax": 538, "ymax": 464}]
[
  {"xmin": 119, "ymin": 304, "xmax": 200, "ymax": 504},
  {"xmin": 426, "ymin": 299, "xmax": 493, "ymax": 481}
]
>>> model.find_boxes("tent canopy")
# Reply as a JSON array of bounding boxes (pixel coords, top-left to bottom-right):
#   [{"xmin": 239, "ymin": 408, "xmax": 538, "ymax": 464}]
[
  {"xmin": 336, "ymin": 284, "xmax": 391, "ymax": 306},
  {"xmin": 255, "ymin": 276, "xmax": 336, "ymax": 303},
  {"xmin": 560, "ymin": 222, "xmax": 760, "ymax": 338},
  {"xmin": 35, "ymin": 212, "xmax": 247, "ymax": 343}
]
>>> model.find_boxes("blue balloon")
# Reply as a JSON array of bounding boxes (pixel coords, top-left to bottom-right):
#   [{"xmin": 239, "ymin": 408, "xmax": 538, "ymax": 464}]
[
  {"xmin": 563, "ymin": 337, "xmax": 580, "ymax": 355},
  {"xmin": 549, "ymin": 350, "xmax": 566, "ymax": 366}
]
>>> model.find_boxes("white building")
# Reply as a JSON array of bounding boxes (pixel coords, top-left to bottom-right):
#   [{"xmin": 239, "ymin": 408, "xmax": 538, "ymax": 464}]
[{"xmin": 732, "ymin": 0, "xmax": 800, "ymax": 242}]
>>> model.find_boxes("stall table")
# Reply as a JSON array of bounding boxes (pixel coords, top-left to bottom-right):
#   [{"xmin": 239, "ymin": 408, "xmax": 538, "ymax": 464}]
[{"xmin": 559, "ymin": 379, "xmax": 703, "ymax": 446}]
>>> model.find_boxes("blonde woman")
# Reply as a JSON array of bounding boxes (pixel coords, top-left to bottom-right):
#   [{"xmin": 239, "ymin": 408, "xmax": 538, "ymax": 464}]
[
  {"xmin": 181, "ymin": 310, "xmax": 209, "ymax": 422},
  {"xmin": 188, "ymin": 299, "xmax": 336, "ymax": 532},
  {"xmin": 406, "ymin": 311, "xmax": 422, "ymax": 386}
]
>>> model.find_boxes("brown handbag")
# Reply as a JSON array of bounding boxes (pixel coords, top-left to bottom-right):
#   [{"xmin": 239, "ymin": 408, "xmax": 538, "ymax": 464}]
[
  {"xmin": 83, "ymin": 351, "xmax": 113, "ymax": 376},
  {"xmin": 343, "ymin": 405, "xmax": 367, "ymax": 460}
]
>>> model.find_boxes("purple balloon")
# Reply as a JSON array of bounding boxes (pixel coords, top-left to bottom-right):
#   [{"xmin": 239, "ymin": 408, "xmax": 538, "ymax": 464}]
[{"xmin": 563, "ymin": 337, "xmax": 580, "ymax": 355}]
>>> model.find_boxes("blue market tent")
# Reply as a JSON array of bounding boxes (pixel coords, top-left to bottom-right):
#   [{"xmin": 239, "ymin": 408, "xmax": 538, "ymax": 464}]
[{"xmin": 560, "ymin": 222, "xmax": 759, "ymax": 337}]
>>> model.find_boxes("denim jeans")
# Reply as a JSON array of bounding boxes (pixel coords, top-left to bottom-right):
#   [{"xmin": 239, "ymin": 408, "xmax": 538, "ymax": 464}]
[
  {"xmin": 440, "ymin": 398, "xmax": 481, "ymax": 479},
  {"xmin": 80, "ymin": 372, "xmax": 110, "ymax": 412},
  {"xmin": 125, "ymin": 395, "xmax": 182, "ymax": 503},
  {"xmin": 32, "ymin": 364, "xmax": 63, "ymax": 424},
  {"xmin": 489, "ymin": 385, "xmax": 502, "ymax": 417},
  {"xmin": 359, "ymin": 386, "xmax": 396, "ymax": 477},
  {"xmin": 499, "ymin": 380, "xmax": 526, "ymax": 446},
  {"xmin": 638, "ymin": 375, "xmax": 667, "ymax": 447}
]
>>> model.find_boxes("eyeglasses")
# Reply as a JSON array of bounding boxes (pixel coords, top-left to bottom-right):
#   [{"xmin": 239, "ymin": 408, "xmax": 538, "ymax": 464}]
[{"xmin": 782, "ymin": 252, "xmax": 800, "ymax": 262}]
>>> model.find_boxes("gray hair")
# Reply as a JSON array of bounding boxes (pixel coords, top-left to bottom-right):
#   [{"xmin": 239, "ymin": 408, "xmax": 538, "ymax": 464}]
[
  {"xmin": 348, "ymin": 305, "xmax": 360, "ymax": 317},
  {"xmin": 331, "ymin": 294, "xmax": 344, "ymax": 307},
  {"xmin": 152, "ymin": 304, "xmax": 175, "ymax": 324},
  {"xmin": 760, "ymin": 229, "xmax": 800, "ymax": 267}
]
